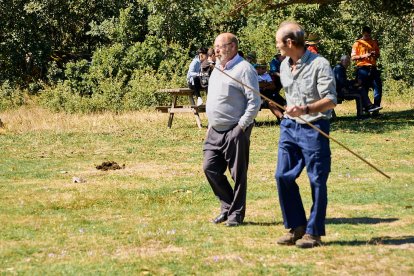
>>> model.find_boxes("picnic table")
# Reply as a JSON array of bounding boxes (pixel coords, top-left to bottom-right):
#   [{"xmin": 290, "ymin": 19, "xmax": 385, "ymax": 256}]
[{"xmin": 155, "ymin": 88, "xmax": 205, "ymax": 129}]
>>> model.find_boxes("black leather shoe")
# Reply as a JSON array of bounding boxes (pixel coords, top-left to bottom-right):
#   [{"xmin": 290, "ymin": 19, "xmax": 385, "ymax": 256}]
[
  {"xmin": 225, "ymin": 220, "xmax": 241, "ymax": 227},
  {"xmin": 212, "ymin": 212, "xmax": 228, "ymax": 224}
]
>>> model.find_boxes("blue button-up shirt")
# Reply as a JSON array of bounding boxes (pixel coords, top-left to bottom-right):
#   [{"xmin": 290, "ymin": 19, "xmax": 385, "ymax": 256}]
[{"xmin": 280, "ymin": 50, "xmax": 337, "ymax": 123}]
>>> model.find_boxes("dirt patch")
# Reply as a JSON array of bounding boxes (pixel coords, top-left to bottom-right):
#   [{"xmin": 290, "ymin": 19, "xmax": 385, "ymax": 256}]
[{"xmin": 96, "ymin": 161, "xmax": 125, "ymax": 171}]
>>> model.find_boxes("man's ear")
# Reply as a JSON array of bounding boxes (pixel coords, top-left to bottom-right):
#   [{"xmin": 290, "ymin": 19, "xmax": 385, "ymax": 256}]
[{"xmin": 286, "ymin": 38, "xmax": 293, "ymax": 48}]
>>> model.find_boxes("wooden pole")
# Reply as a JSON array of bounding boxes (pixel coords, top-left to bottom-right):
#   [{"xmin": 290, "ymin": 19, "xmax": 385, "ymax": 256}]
[{"xmin": 215, "ymin": 67, "xmax": 391, "ymax": 179}]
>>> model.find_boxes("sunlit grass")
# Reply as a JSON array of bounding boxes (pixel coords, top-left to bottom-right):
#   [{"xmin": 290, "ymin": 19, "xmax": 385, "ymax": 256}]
[{"xmin": 0, "ymin": 100, "xmax": 413, "ymax": 275}]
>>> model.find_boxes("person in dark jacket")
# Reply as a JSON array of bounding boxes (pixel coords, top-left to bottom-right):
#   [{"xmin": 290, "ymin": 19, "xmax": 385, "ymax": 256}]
[{"xmin": 333, "ymin": 55, "xmax": 381, "ymax": 118}]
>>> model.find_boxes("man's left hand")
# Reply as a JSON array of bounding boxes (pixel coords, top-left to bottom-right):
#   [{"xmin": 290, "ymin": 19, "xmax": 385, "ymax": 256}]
[{"xmin": 285, "ymin": 105, "xmax": 307, "ymax": 117}]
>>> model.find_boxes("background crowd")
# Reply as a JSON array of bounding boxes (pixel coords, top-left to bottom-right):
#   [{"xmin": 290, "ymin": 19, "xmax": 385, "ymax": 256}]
[{"xmin": 187, "ymin": 25, "xmax": 384, "ymax": 120}]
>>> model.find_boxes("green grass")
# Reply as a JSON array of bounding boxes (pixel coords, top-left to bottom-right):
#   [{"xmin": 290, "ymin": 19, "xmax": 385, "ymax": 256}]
[{"xmin": 0, "ymin": 101, "xmax": 413, "ymax": 275}]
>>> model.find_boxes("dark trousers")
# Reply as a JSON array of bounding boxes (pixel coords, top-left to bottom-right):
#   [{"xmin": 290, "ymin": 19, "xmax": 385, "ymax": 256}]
[
  {"xmin": 275, "ymin": 119, "xmax": 331, "ymax": 236},
  {"xmin": 341, "ymin": 92, "xmax": 363, "ymax": 117},
  {"xmin": 188, "ymin": 77, "xmax": 202, "ymax": 98},
  {"xmin": 356, "ymin": 66, "xmax": 382, "ymax": 106},
  {"xmin": 203, "ymin": 124, "xmax": 253, "ymax": 223},
  {"xmin": 260, "ymin": 89, "xmax": 286, "ymax": 109},
  {"xmin": 339, "ymin": 84, "xmax": 371, "ymax": 117}
]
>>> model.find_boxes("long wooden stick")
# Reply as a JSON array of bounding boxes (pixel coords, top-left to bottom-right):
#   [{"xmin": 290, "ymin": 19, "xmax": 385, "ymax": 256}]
[{"xmin": 215, "ymin": 67, "xmax": 391, "ymax": 179}]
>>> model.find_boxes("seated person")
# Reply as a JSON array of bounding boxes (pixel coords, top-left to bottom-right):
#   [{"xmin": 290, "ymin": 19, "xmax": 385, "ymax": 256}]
[
  {"xmin": 245, "ymin": 51, "xmax": 257, "ymax": 66},
  {"xmin": 186, "ymin": 47, "xmax": 208, "ymax": 106},
  {"xmin": 199, "ymin": 48, "xmax": 216, "ymax": 92},
  {"xmin": 333, "ymin": 55, "xmax": 381, "ymax": 118},
  {"xmin": 256, "ymin": 60, "xmax": 286, "ymax": 120}
]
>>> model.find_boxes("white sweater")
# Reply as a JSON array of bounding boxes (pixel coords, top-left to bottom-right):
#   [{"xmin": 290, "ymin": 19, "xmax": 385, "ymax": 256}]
[{"xmin": 206, "ymin": 55, "xmax": 261, "ymax": 131}]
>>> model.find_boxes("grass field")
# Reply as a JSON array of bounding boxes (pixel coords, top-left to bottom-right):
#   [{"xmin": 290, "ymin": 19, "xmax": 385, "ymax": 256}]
[{"xmin": 0, "ymin": 100, "xmax": 413, "ymax": 275}]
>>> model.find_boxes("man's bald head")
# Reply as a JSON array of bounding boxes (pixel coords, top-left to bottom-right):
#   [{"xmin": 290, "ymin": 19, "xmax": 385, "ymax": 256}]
[
  {"xmin": 215, "ymin": 33, "xmax": 239, "ymax": 48},
  {"xmin": 276, "ymin": 21, "xmax": 306, "ymax": 48},
  {"xmin": 214, "ymin": 32, "xmax": 239, "ymax": 65}
]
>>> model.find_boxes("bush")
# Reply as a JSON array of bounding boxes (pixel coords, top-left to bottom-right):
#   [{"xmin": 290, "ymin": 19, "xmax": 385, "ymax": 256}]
[
  {"xmin": 383, "ymin": 79, "xmax": 414, "ymax": 107},
  {"xmin": 125, "ymin": 69, "xmax": 169, "ymax": 110},
  {"xmin": 39, "ymin": 83, "xmax": 85, "ymax": 113},
  {"xmin": 64, "ymin": 59, "xmax": 93, "ymax": 97},
  {"xmin": 90, "ymin": 78, "xmax": 126, "ymax": 113},
  {"xmin": 38, "ymin": 37, "xmax": 189, "ymax": 113},
  {"xmin": 0, "ymin": 81, "xmax": 26, "ymax": 111}
]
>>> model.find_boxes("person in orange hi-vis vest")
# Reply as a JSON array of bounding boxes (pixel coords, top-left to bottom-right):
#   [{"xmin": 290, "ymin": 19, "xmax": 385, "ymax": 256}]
[{"xmin": 351, "ymin": 26, "xmax": 383, "ymax": 115}]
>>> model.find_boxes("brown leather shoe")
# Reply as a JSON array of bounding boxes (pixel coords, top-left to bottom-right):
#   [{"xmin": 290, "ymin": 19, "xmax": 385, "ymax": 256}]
[
  {"xmin": 277, "ymin": 226, "xmax": 306, "ymax": 245},
  {"xmin": 295, "ymin": 234, "xmax": 322, "ymax": 248}
]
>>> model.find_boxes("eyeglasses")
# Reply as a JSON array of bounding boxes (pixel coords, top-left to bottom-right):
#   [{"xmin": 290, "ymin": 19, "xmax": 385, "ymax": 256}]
[{"xmin": 214, "ymin": 42, "xmax": 233, "ymax": 50}]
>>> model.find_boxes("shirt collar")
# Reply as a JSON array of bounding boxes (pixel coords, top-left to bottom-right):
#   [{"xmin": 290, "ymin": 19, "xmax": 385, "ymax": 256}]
[
  {"xmin": 288, "ymin": 49, "xmax": 311, "ymax": 71},
  {"xmin": 221, "ymin": 54, "xmax": 242, "ymax": 70}
]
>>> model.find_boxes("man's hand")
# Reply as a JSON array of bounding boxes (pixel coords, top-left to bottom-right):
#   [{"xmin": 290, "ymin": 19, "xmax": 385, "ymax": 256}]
[{"xmin": 285, "ymin": 105, "xmax": 307, "ymax": 117}]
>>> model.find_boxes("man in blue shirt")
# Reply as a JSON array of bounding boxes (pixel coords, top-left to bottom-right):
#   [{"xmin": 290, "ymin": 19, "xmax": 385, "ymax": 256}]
[{"xmin": 275, "ymin": 21, "xmax": 336, "ymax": 248}]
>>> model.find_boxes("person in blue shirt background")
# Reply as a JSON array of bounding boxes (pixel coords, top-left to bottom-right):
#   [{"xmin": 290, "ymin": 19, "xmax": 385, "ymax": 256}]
[{"xmin": 187, "ymin": 47, "xmax": 208, "ymax": 106}]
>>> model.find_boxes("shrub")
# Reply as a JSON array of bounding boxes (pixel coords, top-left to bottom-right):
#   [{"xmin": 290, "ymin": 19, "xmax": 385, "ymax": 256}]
[
  {"xmin": 125, "ymin": 69, "xmax": 167, "ymax": 110},
  {"xmin": 383, "ymin": 79, "xmax": 414, "ymax": 107},
  {"xmin": 64, "ymin": 59, "xmax": 93, "ymax": 97},
  {"xmin": 90, "ymin": 78, "xmax": 126, "ymax": 113},
  {"xmin": 39, "ymin": 83, "xmax": 83, "ymax": 113},
  {"xmin": 0, "ymin": 81, "xmax": 26, "ymax": 111}
]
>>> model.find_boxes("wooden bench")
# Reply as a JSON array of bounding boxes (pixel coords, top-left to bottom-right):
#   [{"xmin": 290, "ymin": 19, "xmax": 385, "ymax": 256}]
[{"xmin": 155, "ymin": 88, "xmax": 205, "ymax": 129}]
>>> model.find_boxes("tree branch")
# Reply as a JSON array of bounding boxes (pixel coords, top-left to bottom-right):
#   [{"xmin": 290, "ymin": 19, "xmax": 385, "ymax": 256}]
[
  {"xmin": 265, "ymin": 0, "xmax": 343, "ymax": 10},
  {"xmin": 229, "ymin": 0, "xmax": 344, "ymax": 16}
]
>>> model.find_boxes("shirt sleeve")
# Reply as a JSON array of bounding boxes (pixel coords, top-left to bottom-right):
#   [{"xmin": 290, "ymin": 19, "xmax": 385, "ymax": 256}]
[
  {"xmin": 317, "ymin": 60, "xmax": 337, "ymax": 105},
  {"xmin": 187, "ymin": 59, "xmax": 200, "ymax": 80},
  {"xmin": 351, "ymin": 42, "xmax": 359, "ymax": 57},
  {"xmin": 333, "ymin": 66, "xmax": 347, "ymax": 91},
  {"xmin": 238, "ymin": 66, "xmax": 261, "ymax": 130}
]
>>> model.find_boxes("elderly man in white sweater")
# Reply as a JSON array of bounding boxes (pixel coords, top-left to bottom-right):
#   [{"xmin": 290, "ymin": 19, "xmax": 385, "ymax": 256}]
[{"xmin": 203, "ymin": 33, "xmax": 261, "ymax": 227}]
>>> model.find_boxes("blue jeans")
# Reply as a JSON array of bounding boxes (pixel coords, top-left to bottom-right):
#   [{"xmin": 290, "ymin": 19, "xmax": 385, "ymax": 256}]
[
  {"xmin": 356, "ymin": 66, "xmax": 383, "ymax": 106},
  {"xmin": 275, "ymin": 118, "xmax": 331, "ymax": 236}
]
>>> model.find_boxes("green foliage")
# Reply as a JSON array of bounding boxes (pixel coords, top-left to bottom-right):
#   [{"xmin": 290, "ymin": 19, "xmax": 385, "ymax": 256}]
[
  {"xmin": 0, "ymin": 0, "xmax": 136, "ymax": 84},
  {"xmin": 238, "ymin": 13, "xmax": 282, "ymax": 61},
  {"xmin": 87, "ymin": 3, "xmax": 149, "ymax": 45},
  {"xmin": 46, "ymin": 61, "xmax": 64, "ymax": 85},
  {"xmin": 64, "ymin": 60, "xmax": 93, "ymax": 97},
  {"xmin": 88, "ymin": 43, "xmax": 126, "ymax": 82},
  {"xmin": 0, "ymin": 81, "xmax": 26, "ymax": 111},
  {"xmin": 383, "ymin": 79, "xmax": 414, "ymax": 106},
  {"xmin": 39, "ymin": 38, "xmax": 188, "ymax": 113},
  {"xmin": 39, "ymin": 83, "xmax": 88, "ymax": 113},
  {"xmin": 40, "ymin": 79, "xmax": 126, "ymax": 114},
  {"xmin": 147, "ymin": 0, "xmax": 206, "ymax": 46},
  {"xmin": 91, "ymin": 78, "xmax": 126, "ymax": 113},
  {"xmin": 125, "ymin": 69, "xmax": 165, "ymax": 110},
  {"xmin": 2, "ymin": 0, "xmax": 414, "ymax": 112}
]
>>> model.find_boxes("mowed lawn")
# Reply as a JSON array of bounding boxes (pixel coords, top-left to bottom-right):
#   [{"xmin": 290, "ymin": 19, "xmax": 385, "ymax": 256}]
[{"xmin": 0, "ymin": 100, "xmax": 413, "ymax": 275}]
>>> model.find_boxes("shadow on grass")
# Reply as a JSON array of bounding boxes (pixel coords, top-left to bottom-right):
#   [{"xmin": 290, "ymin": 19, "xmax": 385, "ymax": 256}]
[
  {"xmin": 331, "ymin": 108, "xmax": 414, "ymax": 133},
  {"xmin": 254, "ymin": 120, "xmax": 280, "ymax": 127},
  {"xmin": 326, "ymin": 217, "xmax": 398, "ymax": 224},
  {"xmin": 255, "ymin": 109, "xmax": 413, "ymax": 133},
  {"xmin": 243, "ymin": 221, "xmax": 282, "ymax": 226},
  {"xmin": 326, "ymin": 236, "xmax": 414, "ymax": 246}
]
